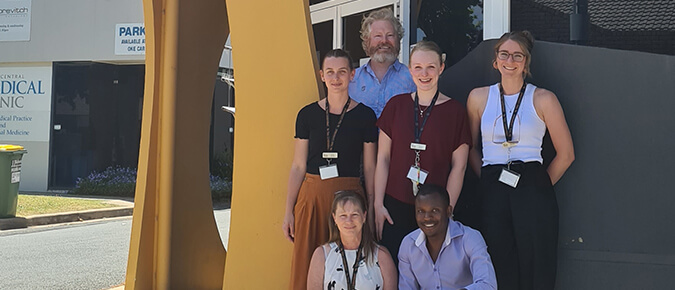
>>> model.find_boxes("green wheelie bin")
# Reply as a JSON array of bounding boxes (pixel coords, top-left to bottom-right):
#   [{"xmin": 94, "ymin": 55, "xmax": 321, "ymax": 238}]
[{"xmin": 0, "ymin": 144, "xmax": 27, "ymax": 218}]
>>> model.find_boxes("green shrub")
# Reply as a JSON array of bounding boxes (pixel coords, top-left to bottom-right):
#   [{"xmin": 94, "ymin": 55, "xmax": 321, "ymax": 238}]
[
  {"xmin": 210, "ymin": 175, "xmax": 233, "ymax": 202},
  {"xmin": 210, "ymin": 149, "xmax": 233, "ymax": 179},
  {"xmin": 71, "ymin": 166, "xmax": 137, "ymax": 197},
  {"xmin": 71, "ymin": 166, "xmax": 232, "ymax": 202}
]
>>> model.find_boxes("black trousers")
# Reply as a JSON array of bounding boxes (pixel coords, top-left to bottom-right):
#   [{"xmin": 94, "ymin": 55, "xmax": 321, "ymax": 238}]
[
  {"xmin": 380, "ymin": 194, "xmax": 417, "ymax": 266},
  {"xmin": 480, "ymin": 162, "xmax": 559, "ymax": 290}
]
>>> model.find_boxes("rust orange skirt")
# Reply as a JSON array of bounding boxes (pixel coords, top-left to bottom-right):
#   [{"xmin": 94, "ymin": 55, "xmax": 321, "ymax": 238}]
[{"xmin": 289, "ymin": 173, "xmax": 364, "ymax": 290}]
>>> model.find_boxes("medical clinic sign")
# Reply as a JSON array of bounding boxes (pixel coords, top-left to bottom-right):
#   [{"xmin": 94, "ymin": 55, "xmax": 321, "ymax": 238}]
[
  {"xmin": 0, "ymin": 67, "xmax": 52, "ymax": 142},
  {"xmin": 115, "ymin": 23, "xmax": 145, "ymax": 55}
]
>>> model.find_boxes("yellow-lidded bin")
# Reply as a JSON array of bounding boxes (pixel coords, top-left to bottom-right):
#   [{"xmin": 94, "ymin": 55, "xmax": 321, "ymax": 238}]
[{"xmin": 0, "ymin": 144, "xmax": 27, "ymax": 218}]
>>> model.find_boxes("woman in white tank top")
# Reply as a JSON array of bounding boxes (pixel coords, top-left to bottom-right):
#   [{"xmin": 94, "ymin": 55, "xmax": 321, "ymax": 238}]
[{"xmin": 466, "ymin": 31, "xmax": 575, "ymax": 290}]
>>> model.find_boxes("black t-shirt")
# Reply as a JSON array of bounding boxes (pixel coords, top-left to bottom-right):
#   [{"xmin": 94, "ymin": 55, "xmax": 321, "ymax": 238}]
[{"xmin": 295, "ymin": 102, "xmax": 377, "ymax": 177}]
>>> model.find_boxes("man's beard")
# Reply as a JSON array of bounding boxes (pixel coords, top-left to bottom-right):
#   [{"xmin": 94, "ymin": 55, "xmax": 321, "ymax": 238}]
[{"xmin": 368, "ymin": 43, "xmax": 399, "ymax": 63}]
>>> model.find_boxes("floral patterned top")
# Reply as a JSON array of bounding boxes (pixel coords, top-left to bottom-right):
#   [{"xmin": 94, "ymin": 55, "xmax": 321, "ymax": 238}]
[{"xmin": 323, "ymin": 242, "xmax": 383, "ymax": 290}]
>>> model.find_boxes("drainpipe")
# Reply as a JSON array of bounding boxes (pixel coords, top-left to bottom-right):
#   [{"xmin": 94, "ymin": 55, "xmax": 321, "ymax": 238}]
[{"xmin": 570, "ymin": 0, "xmax": 588, "ymax": 44}]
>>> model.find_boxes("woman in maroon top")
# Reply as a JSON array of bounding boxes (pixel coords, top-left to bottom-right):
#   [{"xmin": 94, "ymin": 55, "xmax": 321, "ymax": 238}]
[{"xmin": 373, "ymin": 41, "xmax": 471, "ymax": 261}]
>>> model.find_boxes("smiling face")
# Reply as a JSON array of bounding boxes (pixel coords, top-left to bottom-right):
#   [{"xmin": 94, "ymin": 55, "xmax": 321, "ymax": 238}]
[
  {"xmin": 320, "ymin": 56, "xmax": 354, "ymax": 94},
  {"xmin": 333, "ymin": 200, "xmax": 366, "ymax": 238},
  {"xmin": 409, "ymin": 49, "xmax": 445, "ymax": 92},
  {"xmin": 366, "ymin": 20, "xmax": 400, "ymax": 63},
  {"xmin": 415, "ymin": 193, "xmax": 451, "ymax": 240},
  {"xmin": 495, "ymin": 39, "xmax": 528, "ymax": 78}
]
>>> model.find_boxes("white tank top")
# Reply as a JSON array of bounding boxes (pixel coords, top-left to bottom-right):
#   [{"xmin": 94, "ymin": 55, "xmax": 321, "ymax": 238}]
[{"xmin": 481, "ymin": 83, "xmax": 546, "ymax": 165}]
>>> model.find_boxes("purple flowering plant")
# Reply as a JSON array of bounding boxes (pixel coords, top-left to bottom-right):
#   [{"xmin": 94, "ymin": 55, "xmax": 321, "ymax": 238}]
[{"xmin": 72, "ymin": 166, "xmax": 232, "ymax": 201}]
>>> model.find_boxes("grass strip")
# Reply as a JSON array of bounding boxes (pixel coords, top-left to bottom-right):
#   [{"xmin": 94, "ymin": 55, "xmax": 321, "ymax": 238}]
[{"xmin": 16, "ymin": 195, "xmax": 117, "ymax": 217}]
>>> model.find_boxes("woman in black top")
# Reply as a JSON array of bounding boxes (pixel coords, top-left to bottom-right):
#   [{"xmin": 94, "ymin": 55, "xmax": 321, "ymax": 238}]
[{"xmin": 282, "ymin": 49, "xmax": 378, "ymax": 290}]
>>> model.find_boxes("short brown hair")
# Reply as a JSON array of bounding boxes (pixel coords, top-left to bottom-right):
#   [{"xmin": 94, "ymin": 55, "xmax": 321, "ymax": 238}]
[
  {"xmin": 321, "ymin": 48, "xmax": 354, "ymax": 71},
  {"xmin": 494, "ymin": 30, "xmax": 535, "ymax": 77}
]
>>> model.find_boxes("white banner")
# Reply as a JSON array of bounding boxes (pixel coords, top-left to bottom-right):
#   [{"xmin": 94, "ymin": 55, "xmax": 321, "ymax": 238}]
[
  {"xmin": 115, "ymin": 23, "xmax": 146, "ymax": 55},
  {"xmin": 0, "ymin": 0, "xmax": 31, "ymax": 42},
  {"xmin": 0, "ymin": 66, "xmax": 52, "ymax": 142}
]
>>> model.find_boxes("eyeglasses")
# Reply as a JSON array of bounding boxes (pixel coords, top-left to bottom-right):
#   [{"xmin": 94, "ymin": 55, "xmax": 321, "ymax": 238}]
[{"xmin": 497, "ymin": 51, "xmax": 525, "ymax": 62}]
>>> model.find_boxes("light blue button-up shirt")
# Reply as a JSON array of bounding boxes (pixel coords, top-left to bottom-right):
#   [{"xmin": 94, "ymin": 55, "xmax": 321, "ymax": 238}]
[
  {"xmin": 349, "ymin": 59, "xmax": 416, "ymax": 117},
  {"xmin": 398, "ymin": 219, "xmax": 497, "ymax": 290}
]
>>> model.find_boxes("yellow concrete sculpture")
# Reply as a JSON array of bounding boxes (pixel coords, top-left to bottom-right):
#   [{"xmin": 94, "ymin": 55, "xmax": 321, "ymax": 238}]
[
  {"xmin": 125, "ymin": 0, "xmax": 229, "ymax": 289},
  {"xmin": 222, "ymin": 0, "xmax": 320, "ymax": 288},
  {"xmin": 126, "ymin": 0, "xmax": 320, "ymax": 288}
]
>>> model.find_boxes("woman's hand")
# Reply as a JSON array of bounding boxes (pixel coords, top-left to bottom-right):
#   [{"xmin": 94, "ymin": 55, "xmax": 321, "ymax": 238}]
[
  {"xmin": 282, "ymin": 211, "xmax": 295, "ymax": 242},
  {"xmin": 374, "ymin": 204, "xmax": 393, "ymax": 241},
  {"xmin": 373, "ymin": 130, "xmax": 393, "ymax": 241},
  {"xmin": 284, "ymin": 139, "xmax": 309, "ymax": 243}
]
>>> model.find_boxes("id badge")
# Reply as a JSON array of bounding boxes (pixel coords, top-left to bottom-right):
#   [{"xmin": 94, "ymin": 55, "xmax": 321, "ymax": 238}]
[
  {"xmin": 319, "ymin": 164, "xmax": 339, "ymax": 180},
  {"xmin": 322, "ymin": 152, "xmax": 338, "ymax": 159},
  {"xmin": 406, "ymin": 166, "xmax": 428, "ymax": 184},
  {"xmin": 410, "ymin": 142, "xmax": 427, "ymax": 151},
  {"xmin": 499, "ymin": 167, "xmax": 520, "ymax": 188}
]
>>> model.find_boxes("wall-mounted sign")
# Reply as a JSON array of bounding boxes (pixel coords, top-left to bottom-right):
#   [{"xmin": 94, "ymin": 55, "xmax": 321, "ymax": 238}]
[
  {"xmin": 0, "ymin": 66, "xmax": 52, "ymax": 142},
  {"xmin": 0, "ymin": 0, "xmax": 31, "ymax": 42},
  {"xmin": 115, "ymin": 23, "xmax": 145, "ymax": 55}
]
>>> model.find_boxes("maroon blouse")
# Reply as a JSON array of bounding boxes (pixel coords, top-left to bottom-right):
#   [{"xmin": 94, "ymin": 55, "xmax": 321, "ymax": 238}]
[{"xmin": 377, "ymin": 93, "xmax": 471, "ymax": 205}]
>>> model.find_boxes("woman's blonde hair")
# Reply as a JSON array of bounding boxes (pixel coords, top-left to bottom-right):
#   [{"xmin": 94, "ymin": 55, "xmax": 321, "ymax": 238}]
[
  {"xmin": 410, "ymin": 40, "xmax": 444, "ymax": 65},
  {"xmin": 328, "ymin": 190, "xmax": 377, "ymax": 265}
]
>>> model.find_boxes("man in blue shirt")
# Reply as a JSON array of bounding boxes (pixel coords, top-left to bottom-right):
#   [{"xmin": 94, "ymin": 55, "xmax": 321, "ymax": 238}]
[
  {"xmin": 349, "ymin": 7, "xmax": 416, "ymax": 117},
  {"xmin": 398, "ymin": 184, "xmax": 497, "ymax": 290}
]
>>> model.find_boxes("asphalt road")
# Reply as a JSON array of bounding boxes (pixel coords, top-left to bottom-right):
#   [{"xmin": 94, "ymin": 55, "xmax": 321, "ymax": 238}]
[{"xmin": 0, "ymin": 209, "xmax": 231, "ymax": 290}]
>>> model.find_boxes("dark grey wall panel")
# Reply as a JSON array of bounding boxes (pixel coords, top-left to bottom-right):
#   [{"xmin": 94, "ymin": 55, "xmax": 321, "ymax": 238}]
[{"xmin": 440, "ymin": 40, "xmax": 675, "ymax": 289}]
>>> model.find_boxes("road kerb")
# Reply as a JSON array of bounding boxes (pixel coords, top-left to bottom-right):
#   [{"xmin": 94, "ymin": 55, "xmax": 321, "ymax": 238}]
[{"xmin": 0, "ymin": 206, "xmax": 134, "ymax": 230}]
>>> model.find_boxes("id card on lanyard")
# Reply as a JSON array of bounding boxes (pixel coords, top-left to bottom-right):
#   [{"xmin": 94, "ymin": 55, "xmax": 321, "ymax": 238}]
[
  {"xmin": 498, "ymin": 83, "xmax": 526, "ymax": 188},
  {"xmin": 408, "ymin": 90, "xmax": 439, "ymax": 195},
  {"xmin": 320, "ymin": 98, "xmax": 350, "ymax": 180}
]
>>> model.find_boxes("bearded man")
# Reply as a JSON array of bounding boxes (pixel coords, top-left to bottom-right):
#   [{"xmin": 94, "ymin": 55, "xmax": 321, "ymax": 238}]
[{"xmin": 349, "ymin": 7, "xmax": 416, "ymax": 117}]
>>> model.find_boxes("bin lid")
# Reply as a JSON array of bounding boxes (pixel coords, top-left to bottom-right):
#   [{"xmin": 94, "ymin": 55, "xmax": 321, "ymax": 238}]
[{"xmin": 0, "ymin": 144, "xmax": 24, "ymax": 151}]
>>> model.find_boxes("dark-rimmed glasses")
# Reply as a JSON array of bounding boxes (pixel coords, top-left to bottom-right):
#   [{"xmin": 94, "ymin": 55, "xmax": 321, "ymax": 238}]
[{"xmin": 497, "ymin": 51, "xmax": 525, "ymax": 62}]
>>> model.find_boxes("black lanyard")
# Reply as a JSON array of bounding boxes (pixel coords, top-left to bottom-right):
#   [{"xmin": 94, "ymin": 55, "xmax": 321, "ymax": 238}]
[
  {"xmin": 325, "ymin": 98, "xmax": 351, "ymax": 152},
  {"xmin": 338, "ymin": 241, "xmax": 363, "ymax": 290},
  {"xmin": 413, "ymin": 90, "xmax": 440, "ymax": 143},
  {"xmin": 499, "ymin": 83, "xmax": 527, "ymax": 142}
]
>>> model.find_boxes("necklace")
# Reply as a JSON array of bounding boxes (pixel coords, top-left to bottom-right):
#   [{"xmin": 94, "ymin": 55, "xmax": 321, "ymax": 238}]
[{"xmin": 418, "ymin": 105, "xmax": 426, "ymax": 117}]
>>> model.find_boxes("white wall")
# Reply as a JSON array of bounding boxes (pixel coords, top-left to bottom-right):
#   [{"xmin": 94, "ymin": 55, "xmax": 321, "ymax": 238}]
[
  {"xmin": 0, "ymin": 64, "xmax": 52, "ymax": 192},
  {"xmin": 15, "ymin": 141, "xmax": 49, "ymax": 191},
  {"xmin": 2, "ymin": 0, "xmax": 144, "ymax": 63},
  {"xmin": 1, "ymin": 0, "xmax": 144, "ymax": 191},
  {"xmin": 483, "ymin": 0, "xmax": 510, "ymax": 40}
]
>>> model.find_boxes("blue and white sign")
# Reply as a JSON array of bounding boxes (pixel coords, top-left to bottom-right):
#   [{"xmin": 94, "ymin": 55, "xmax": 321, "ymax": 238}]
[
  {"xmin": 115, "ymin": 23, "xmax": 146, "ymax": 55},
  {"xmin": 0, "ymin": 66, "xmax": 52, "ymax": 142},
  {"xmin": 0, "ymin": 0, "xmax": 31, "ymax": 42}
]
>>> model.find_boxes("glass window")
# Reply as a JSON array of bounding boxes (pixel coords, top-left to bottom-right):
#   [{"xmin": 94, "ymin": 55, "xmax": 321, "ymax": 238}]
[
  {"xmin": 313, "ymin": 20, "xmax": 334, "ymax": 63},
  {"xmin": 416, "ymin": 0, "xmax": 483, "ymax": 66}
]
